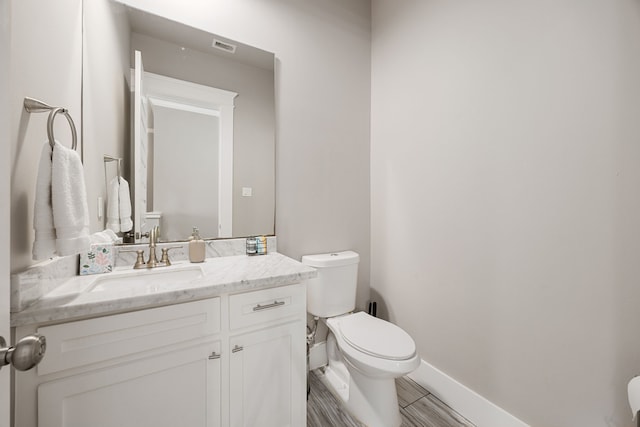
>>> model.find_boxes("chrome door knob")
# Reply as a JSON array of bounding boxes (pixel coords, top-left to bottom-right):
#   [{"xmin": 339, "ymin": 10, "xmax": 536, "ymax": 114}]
[{"xmin": 0, "ymin": 334, "xmax": 46, "ymax": 371}]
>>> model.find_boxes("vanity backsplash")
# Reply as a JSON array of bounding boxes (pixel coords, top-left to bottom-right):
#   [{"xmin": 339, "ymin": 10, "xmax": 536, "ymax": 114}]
[{"xmin": 11, "ymin": 236, "xmax": 277, "ymax": 313}]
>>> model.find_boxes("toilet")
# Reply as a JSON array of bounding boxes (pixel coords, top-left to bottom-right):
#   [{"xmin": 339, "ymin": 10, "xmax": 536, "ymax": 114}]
[{"xmin": 302, "ymin": 251, "xmax": 420, "ymax": 427}]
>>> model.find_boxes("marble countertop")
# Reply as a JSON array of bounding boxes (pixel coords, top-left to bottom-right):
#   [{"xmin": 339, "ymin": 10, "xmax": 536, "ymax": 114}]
[{"xmin": 11, "ymin": 252, "xmax": 317, "ymax": 327}]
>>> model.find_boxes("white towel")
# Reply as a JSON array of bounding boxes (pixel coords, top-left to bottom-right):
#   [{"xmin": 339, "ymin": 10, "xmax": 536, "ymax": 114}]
[
  {"xmin": 106, "ymin": 177, "xmax": 120, "ymax": 232},
  {"xmin": 106, "ymin": 177, "xmax": 133, "ymax": 233},
  {"xmin": 51, "ymin": 141, "xmax": 90, "ymax": 256},
  {"xmin": 32, "ymin": 143, "xmax": 56, "ymax": 260},
  {"xmin": 118, "ymin": 177, "xmax": 133, "ymax": 232}
]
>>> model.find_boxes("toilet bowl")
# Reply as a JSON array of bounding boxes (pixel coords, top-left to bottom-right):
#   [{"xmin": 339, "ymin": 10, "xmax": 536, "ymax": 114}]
[
  {"xmin": 302, "ymin": 251, "xmax": 420, "ymax": 427},
  {"xmin": 321, "ymin": 312, "xmax": 420, "ymax": 427},
  {"xmin": 327, "ymin": 312, "xmax": 420, "ymax": 378}
]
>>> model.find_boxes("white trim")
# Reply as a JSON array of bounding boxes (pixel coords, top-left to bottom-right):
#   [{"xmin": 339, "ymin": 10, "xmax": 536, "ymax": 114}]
[
  {"xmin": 0, "ymin": 0, "xmax": 10, "ymax": 421},
  {"xmin": 133, "ymin": 50, "xmax": 147, "ymax": 242},
  {"xmin": 148, "ymin": 97, "xmax": 220, "ymax": 118},
  {"xmin": 408, "ymin": 359, "xmax": 529, "ymax": 427},
  {"xmin": 217, "ymin": 102, "xmax": 234, "ymax": 237},
  {"xmin": 139, "ymin": 71, "xmax": 237, "ymax": 238},
  {"xmin": 144, "ymin": 71, "xmax": 237, "ymax": 110}
]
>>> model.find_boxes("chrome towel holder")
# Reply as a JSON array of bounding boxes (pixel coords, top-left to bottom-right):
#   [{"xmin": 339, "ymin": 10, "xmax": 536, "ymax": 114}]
[{"xmin": 23, "ymin": 97, "xmax": 78, "ymax": 151}]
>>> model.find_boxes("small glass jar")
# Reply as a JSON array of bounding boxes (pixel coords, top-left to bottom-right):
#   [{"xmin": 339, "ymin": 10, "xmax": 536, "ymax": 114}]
[{"xmin": 246, "ymin": 237, "xmax": 257, "ymax": 255}]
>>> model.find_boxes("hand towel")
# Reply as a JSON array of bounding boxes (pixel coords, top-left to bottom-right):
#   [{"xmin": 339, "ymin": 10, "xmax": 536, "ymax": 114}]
[
  {"xmin": 51, "ymin": 141, "xmax": 91, "ymax": 256},
  {"xmin": 32, "ymin": 143, "xmax": 56, "ymax": 260},
  {"xmin": 106, "ymin": 177, "xmax": 121, "ymax": 233},
  {"xmin": 106, "ymin": 177, "xmax": 133, "ymax": 233},
  {"xmin": 118, "ymin": 177, "xmax": 133, "ymax": 232}
]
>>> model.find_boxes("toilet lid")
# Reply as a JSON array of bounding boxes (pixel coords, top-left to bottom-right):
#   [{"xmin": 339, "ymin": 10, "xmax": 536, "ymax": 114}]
[{"xmin": 337, "ymin": 312, "xmax": 416, "ymax": 361}]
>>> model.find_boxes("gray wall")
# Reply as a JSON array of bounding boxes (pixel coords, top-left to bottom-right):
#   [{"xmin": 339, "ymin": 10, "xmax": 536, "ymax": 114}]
[
  {"xmin": 122, "ymin": 0, "xmax": 372, "ymax": 308},
  {"xmin": 83, "ymin": 0, "xmax": 131, "ymax": 234},
  {"xmin": 371, "ymin": 0, "xmax": 640, "ymax": 426},
  {"xmin": 9, "ymin": 0, "xmax": 82, "ymax": 273}
]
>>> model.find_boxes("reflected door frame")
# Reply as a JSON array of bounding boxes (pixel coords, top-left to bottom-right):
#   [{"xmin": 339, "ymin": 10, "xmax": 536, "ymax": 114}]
[{"xmin": 138, "ymin": 70, "xmax": 237, "ymax": 240}]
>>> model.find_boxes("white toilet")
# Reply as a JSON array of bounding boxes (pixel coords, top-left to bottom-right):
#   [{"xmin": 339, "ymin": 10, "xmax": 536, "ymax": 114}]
[{"xmin": 302, "ymin": 251, "xmax": 420, "ymax": 427}]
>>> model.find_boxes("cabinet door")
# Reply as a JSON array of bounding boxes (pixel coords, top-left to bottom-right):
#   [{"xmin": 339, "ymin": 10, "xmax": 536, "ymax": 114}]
[
  {"xmin": 229, "ymin": 321, "xmax": 305, "ymax": 427},
  {"xmin": 38, "ymin": 341, "xmax": 221, "ymax": 427}
]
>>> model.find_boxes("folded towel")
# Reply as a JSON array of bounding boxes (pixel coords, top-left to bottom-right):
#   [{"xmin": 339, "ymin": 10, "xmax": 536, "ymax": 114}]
[
  {"xmin": 51, "ymin": 141, "xmax": 90, "ymax": 256},
  {"xmin": 106, "ymin": 177, "xmax": 133, "ymax": 233},
  {"xmin": 32, "ymin": 143, "xmax": 56, "ymax": 260}
]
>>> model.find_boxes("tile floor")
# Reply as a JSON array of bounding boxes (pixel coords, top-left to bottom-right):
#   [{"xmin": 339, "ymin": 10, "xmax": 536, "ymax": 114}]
[{"xmin": 307, "ymin": 369, "xmax": 475, "ymax": 427}]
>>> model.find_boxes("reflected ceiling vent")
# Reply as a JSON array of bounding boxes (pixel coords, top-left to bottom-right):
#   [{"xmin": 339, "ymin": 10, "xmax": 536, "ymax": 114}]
[{"xmin": 212, "ymin": 39, "xmax": 236, "ymax": 54}]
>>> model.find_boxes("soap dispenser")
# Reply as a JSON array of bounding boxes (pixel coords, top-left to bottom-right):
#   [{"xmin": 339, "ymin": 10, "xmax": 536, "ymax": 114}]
[{"xmin": 189, "ymin": 227, "xmax": 205, "ymax": 263}]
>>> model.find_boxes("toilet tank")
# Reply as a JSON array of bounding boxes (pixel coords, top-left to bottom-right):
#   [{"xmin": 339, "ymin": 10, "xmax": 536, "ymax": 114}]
[{"xmin": 302, "ymin": 251, "xmax": 359, "ymax": 318}]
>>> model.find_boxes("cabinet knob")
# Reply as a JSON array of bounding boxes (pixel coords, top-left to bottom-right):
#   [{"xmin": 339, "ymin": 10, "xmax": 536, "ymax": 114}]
[
  {"xmin": 208, "ymin": 351, "xmax": 220, "ymax": 360},
  {"xmin": 0, "ymin": 334, "xmax": 46, "ymax": 371},
  {"xmin": 232, "ymin": 345, "xmax": 244, "ymax": 353}
]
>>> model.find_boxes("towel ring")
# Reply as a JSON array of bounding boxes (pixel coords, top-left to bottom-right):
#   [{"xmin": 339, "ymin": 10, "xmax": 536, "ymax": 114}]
[
  {"xmin": 23, "ymin": 97, "xmax": 78, "ymax": 151},
  {"xmin": 46, "ymin": 107, "xmax": 77, "ymax": 150}
]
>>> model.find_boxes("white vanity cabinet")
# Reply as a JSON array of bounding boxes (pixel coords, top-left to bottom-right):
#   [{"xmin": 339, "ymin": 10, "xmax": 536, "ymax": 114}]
[
  {"xmin": 227, "ymin": 284, "xmax": 306, "ymax": 427},
  {"xmin": 15, "ymin": 298, "xmax": 222, "ymax": 427},
  {"xmin": 13, "ymin": 282, "xmax": 307, "ymax": 427}
]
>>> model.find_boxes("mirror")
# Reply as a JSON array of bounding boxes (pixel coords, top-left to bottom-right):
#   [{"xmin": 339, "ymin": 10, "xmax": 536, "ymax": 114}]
[{"xmin": 83, "ymin": 0, "xmax": 275, "ymax": 244}]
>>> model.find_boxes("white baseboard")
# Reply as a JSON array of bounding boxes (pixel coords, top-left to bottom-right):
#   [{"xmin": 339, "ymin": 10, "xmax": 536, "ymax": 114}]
[{"xmin": 408, "ymin": 359, "xmax": 529, "ymax": 427}]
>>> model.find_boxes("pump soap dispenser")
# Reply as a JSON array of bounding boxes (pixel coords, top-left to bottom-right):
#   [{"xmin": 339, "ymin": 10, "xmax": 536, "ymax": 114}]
[{"xmin": 189, "ymin": 227, "xmax": 205, "ymax": 263}]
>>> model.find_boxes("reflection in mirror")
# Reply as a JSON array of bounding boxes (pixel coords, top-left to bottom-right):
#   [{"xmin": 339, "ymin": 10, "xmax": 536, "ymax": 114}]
[
  {"xmin": 83, "ymin": 0, "xmax": 275, "ymax": 244},
  {"xmin": 136, "ymin": 69, "xmax": 237, "ymax": 241}
]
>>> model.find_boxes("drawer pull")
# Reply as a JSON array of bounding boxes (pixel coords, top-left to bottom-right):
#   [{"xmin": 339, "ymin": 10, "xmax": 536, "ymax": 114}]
[
  {"xmin": 253, "ymin": 300, "xmax": 285, "ymax": 311},
  {"xmin": 232, "ymin": 345, "xmax": 244, "ymax": 353},
  {"xmin": 208, "ymin": 351, "xmax": 220, "ymax": 360}
]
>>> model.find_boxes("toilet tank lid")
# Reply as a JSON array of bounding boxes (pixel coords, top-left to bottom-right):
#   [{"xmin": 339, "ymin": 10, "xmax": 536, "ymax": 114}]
[{"xmin": 301, "ymin": 251, "xmax": 359, "ymax": 268}]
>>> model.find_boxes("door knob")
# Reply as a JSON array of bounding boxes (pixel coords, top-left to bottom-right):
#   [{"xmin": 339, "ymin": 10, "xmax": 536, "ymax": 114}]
[{"xmin": 0, "ymin": 334, "xmax": 46, "ymax": 371}]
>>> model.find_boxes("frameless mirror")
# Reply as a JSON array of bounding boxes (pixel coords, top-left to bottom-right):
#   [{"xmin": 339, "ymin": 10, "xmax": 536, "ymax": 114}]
[{"xmin": 83, "ymin": 0, "xmax": 275, "ymax": 243}]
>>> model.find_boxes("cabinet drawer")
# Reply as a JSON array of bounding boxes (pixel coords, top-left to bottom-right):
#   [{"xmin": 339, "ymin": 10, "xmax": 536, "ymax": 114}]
[
  {"xmin": 229, "ymin": 284, "xmax": 305, "ymax": 330},
  {"xmin": 37, "ymin": 298, "xmax": 220, "ymax": 376}
]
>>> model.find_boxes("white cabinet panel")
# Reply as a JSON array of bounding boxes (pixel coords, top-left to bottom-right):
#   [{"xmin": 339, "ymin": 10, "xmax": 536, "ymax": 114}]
[
  {"xmin": 38, "ymin": 298, "xmax": 220, "ymax": 375},
  {"xmin": 38, "ymin": 341, "xmax": 221, "ymax": 427},
  {"xmin": 229, "ymin": 320, "xmax": 305, "ymax": 427}
]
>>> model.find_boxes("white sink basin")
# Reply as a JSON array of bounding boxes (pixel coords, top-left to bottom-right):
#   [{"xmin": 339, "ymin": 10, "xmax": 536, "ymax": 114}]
[{"xmin": 88, "ymin": 264, "xmax": 203, "ymax": 294}]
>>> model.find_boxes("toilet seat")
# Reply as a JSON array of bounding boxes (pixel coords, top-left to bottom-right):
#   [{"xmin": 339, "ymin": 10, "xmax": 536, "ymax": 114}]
[{"xmin": 331, "ymin": 312, "xmax": 416, "ymax": 361}]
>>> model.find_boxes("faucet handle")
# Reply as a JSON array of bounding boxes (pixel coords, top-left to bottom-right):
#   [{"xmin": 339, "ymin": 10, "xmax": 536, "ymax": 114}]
[
  {"xmin": 160, "ymin": 246, "xmax": 181, "ymax": 266},
  {"xmin": 120, "ymin": 249, "xmax": 146, "ymax": 269},
  {"xmin": 135, "ymin": 231, "xmax": 149, "ymax": 240}
]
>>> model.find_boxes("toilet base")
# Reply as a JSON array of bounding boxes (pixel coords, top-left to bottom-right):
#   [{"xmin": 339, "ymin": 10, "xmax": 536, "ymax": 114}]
[{"xmin": 319, "ymin": 334, "xmax": 403, "ymax": 427}]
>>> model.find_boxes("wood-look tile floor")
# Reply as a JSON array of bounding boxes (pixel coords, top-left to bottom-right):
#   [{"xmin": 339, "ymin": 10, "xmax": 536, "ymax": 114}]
[{"xmin": 307, "ymin": 369, "xmax": 476, "ymax": 427}]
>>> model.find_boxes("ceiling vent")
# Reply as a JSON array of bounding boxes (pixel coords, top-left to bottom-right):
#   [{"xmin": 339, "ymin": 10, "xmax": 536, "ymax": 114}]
[{"xmin": 212, "ymin": 39, "xmax": 236, "ymax": 54}]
